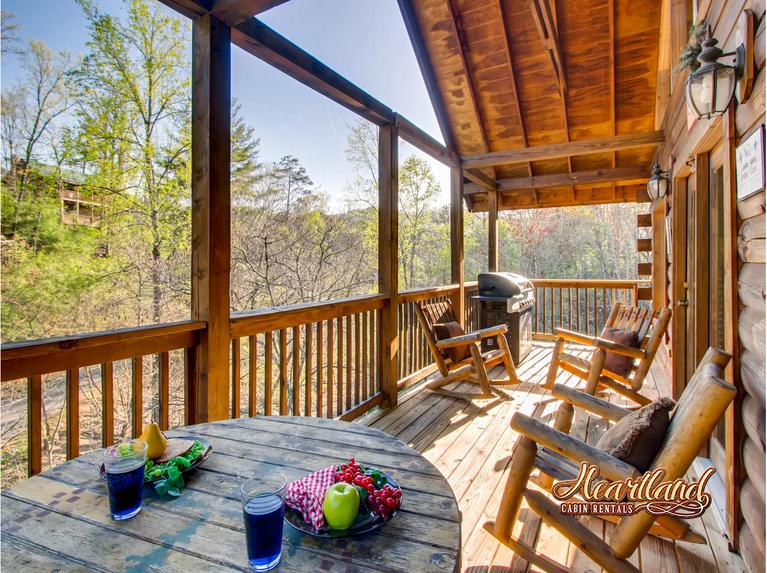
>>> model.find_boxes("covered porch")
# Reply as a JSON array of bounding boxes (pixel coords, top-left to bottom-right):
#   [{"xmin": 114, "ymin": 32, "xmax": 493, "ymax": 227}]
[
  {"xmin": 359, "ymin": 341, "xmax": 745, "ymax": 572},
  {"xmin": 2, "ymin": 0, "xmax": 764, "ymax": 571}
]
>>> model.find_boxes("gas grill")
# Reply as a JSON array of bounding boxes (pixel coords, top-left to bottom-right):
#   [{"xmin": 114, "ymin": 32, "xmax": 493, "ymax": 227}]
[{"xmin": 472, "ymin": 272, "xmax": 535, "ymax": 365}]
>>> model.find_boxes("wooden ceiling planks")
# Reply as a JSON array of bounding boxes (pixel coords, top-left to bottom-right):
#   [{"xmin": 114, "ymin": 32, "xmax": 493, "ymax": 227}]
[{"xmin": 408, "ymin": 0, "xmax": 662, "ymax": 210}]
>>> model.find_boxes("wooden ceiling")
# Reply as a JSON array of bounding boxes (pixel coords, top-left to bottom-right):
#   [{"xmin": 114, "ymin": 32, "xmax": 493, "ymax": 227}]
[{"xmin": 401, "ymin": 0, "xmax": 664, "ymax": 211}]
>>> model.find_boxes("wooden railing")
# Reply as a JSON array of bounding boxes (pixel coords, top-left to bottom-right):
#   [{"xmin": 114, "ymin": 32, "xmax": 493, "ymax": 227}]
[
  {"xmin": 1, "ymin": 278, "xmax": 647, "ymax": 480},
  {"xmin": 1, "ymin": 320, "xmax": 205, "ymax": 477},
  {"xmin": 229, "ymin": 294, "xmax": 387, "ymax": 423},
  {"xmin": 397, "ymin": 285, "xmax": 453, "ymax": 388},
  {"xmin": 529, "ymin": 279, "xmax": 649, "ymax": 338}
]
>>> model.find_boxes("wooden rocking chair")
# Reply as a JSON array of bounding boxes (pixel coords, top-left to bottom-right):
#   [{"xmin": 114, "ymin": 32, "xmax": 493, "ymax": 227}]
[
  {"xmin": 544, "ymin": 303, "xmax": 672, "ymax": 406},
  {"xmin": 415, "ymin": 299, "xmax": 520, "ymax": 401},
  {"xmin": 484, "ymin": 347, "xmax": 734, "ymax": 573}
]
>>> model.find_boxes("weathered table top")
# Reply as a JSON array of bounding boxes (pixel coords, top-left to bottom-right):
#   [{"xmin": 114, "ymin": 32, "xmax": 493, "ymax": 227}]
[{"xmin": 2, "ymin": 416, "xmax": 460, "ymax": 572}]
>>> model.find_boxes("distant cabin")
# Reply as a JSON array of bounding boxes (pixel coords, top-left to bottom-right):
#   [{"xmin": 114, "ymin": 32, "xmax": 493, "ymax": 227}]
[{"xmin": 5, "ymin": 156, "xmax": 102, "ymax": 227}]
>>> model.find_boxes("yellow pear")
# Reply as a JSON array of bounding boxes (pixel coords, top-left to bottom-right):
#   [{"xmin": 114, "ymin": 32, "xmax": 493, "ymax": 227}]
[{"xmin": 139, "ymin": 422, "xmax": 168, "ymax": 460}]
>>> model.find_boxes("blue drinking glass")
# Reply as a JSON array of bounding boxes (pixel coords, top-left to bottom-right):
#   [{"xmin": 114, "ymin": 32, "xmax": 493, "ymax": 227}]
[
  {"xmin": 241, "ymin": 474, "xmax": 287, "ymax": 572},
  {"xmin": 104, "ymin": 439, "xmax": 147, "ymax": 520}
]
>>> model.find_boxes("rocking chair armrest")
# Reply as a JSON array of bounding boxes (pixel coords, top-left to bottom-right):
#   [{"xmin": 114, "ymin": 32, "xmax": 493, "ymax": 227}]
[
  {"xmin": 510, "ymin": 412, "xmax": 639, "ymax": 482},
  {"xmin": 553, "ymin": 327, "xmax": 594, "ymax": 346},
  {"xmin": 551, "ymin": 383, "xmax": 631, "ymax": 423},
  {"xmin": 435, "ymin": 331, "xmax": 481, "ymax": 349},
  {"xmin": 593, "ymin": 337, "xmax": 646, "ymax": 359},
  {"xmin": 474, "ymin": 324, "xmax": 508, "ymax": 338}
]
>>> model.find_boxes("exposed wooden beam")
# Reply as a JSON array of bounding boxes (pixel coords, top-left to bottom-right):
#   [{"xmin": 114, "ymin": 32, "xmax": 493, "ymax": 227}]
[
  {"xmin": 608, "ymin": 0, "xmax": 617, "ymax": 196},
  {"xmin": 157, "ymin": 0, "xmax": 211, "ymax": 18},
  {"xmin": 487, "ymin": 166, "xmax": 649, "ymax": 192},
  {"xmin": 499, "ymin": 0, "xmax": 534, "ymax": 185},
  {"xmin": 211, "ymin": 0, "xmax": 290, "ymax": 23},
  {"xmin": 397, "ymin": 0, "xmax": 457, "ymax": 150},
  {"xmin": 463, "ymin": 168, "xmax": 497, "ymax": 192},
  {"xmin": 395, "ymin": 114, "xmax": 458, "ymax": 167},
  {"xmin": 162, "ymin": 0, "xmax": 458, "ymax": 170},
  {"xmin": 446, "ymin": 0, "xmax": 491, "ymax": 154},
  {"xmin": 232, "ymin": 18, "xmax": 395, "ymax": 125},
  {"xmin": 466, "ymin": 184, "xmax": 646, "ymax": 211},
  {"xmin": 461, "ymin": 131, "xmax": 665, "ymax": 169},
  {"xmin": 529, "ymin": 0, "xmax": 567, "ymax": 96}
]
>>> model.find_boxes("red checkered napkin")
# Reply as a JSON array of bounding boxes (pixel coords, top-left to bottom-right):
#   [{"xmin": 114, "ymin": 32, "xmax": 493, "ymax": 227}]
[{"xmin": 285, "ymin": 465, "xmax": 336, "ymax": 529}]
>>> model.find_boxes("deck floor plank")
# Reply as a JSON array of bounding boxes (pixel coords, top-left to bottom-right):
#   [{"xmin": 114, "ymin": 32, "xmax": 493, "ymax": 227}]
[{"xmin": 358, "ymin": 341, "xmax": 743, "ymax": 573}]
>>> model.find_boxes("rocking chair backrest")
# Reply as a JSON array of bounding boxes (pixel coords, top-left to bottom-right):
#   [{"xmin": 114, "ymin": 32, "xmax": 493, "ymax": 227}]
[
  {"xmin": 609, "ymin": 347, "xmax": 734, "ymax": 558},
  {"xmin": 604, "ymin": 304, "xmax": 672, "ymax": 390},
  {"xmin": 415, "ymin": 299, "xmax": 458, "ymax": 375}
]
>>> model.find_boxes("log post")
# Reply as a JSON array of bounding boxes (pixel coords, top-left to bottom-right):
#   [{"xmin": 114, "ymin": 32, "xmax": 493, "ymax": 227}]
[
  {"xmin": 450, "ymin": 167, "xmax": 465, "ymax": 326},
  {"xmin": 722, "ymin": 103, "xmax": 743, "ymax": 550},
  {"xmin": 378, "ymin": 123, "xmax": 398, "ymax": 408},
  {"xmin": 488, "ymin": 187, "xmax": 499, "ymax": 272},
  {"xmin": 191, "ymin": 14, "xmax": 231, "ymax": 423}
]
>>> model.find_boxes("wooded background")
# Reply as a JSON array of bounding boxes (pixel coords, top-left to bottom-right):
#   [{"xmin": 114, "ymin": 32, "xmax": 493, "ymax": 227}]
[{"xmin": 0, "ymin": 0, "xmax": 642, "ymax": 486}]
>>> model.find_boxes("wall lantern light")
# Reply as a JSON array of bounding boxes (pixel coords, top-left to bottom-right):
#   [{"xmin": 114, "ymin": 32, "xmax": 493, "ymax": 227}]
[
  {"xmin": 647, "ymin": 163, "xmax": 669, "ymax": 201},
  {"xmin": 685, "ymin": 26, "xmax": 745, "ymax": 119}
]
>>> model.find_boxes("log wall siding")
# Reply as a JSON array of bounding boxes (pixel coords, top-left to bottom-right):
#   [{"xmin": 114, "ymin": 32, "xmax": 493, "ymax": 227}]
[
  {"xmin": 737, "ymin": 190, "xmax": 766, "ymax": 573},
  {"xmin": 655, "ymin": 0, "xmax": 765, "ymax": 566}
]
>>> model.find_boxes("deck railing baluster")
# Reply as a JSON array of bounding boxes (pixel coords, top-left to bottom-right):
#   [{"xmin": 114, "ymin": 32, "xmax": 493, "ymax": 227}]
[
  {"xmin": 231, "ymin": 340, "xmax": 240, "ymax": 419},
  {"xmin": 326, "ymin": 319, "xmax": 334, "ymax": 418},
  {"xmin": 248, "ymin": 335, "xmax": 258, "ymax": 417},
  {"xmin": 305, "ymin": 323, "xmax": 312, "ymax": 417},
  {"xmin": 316, "ymin": 321, "xmax": 323, "ymax": 417},
  {"xmin": 101, "ymin": 362, "xmax": 114, "ymax": 445},
  {"xmin": 131, "ymin": 358, "xmax": 142, "ymax": 438},
  {"xmin": 158, "ymin": 353, "xmax": 169, "ymax": 430},
  {"xmin": 292, "ymin": 326, "xmax": 300, "ymax": 416},
  {"xmin": 264, "ymin": 331, "xmax": 273, "ymax": 416},
  {"xmin": 28, "ymin": 375, "xmax": 42, "ymax": 476}
]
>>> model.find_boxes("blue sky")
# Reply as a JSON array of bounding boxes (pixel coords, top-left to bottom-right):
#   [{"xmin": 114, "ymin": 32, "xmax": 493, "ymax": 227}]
[{"xmin": 1, "ymin": 0, "xmax": 450, "ymax": 208}]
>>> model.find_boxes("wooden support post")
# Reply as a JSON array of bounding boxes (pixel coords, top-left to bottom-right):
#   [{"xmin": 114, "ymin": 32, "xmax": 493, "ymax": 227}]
[
  {"xmin": 191, "ymin": 14, "xmax": 231, "ymax": 423},
  {"xmin": 378, "ymin": 123, "xmax": 398, "ymax": 408},
  {"xmin": 488, "ymin": 188, "xmax": 498, "ymax": 272},
  {"xmin": 651, "ymin": 199, "xmax": 666, "ymax": 311},
  {"xmin": 671, "ymin": 175, "xmax": 687, "ymax": 399},
  {"xmin": 450, "ymin": 167, "xmax": 465, "ymax": 326},
  {"xmin": 722, "ymin": 103, "xmax": 743, "ymax": 551}
]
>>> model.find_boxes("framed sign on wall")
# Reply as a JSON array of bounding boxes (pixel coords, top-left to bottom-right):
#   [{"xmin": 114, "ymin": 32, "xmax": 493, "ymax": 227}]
[{"xmin": 735, "ymin": 125, "xmax": 765, "ymax": 201}]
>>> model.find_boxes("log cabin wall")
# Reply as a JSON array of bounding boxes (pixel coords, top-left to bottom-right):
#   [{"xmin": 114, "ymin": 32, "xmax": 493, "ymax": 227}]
[{"xmin": 656, "ymin": 0, "xmax": 765, "ymax": 570}]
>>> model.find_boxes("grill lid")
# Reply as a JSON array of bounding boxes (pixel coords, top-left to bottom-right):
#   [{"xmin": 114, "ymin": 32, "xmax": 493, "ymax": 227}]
[{"xmin": 478, "ymin": 272, "xmax": 533, "ymax": 298}]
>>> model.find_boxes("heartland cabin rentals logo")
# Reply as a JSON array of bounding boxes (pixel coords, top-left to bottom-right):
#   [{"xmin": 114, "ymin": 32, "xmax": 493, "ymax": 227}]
[{"xmin": 552, "ymin": 464, "xmax": 716, "ymax": 519}]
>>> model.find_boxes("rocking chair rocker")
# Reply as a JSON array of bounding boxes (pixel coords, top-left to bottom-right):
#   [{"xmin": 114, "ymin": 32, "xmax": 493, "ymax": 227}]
[
  {"xmin": 484, "ymin": 347, "xmax": 734, "ymax": 573},
  {"xmin": 545, "ymin": 303, "xmax": 672, "ymax": 406},
  {"xmin": 415, "ymin": 299, "xmax": 521, "ymax": 401}
]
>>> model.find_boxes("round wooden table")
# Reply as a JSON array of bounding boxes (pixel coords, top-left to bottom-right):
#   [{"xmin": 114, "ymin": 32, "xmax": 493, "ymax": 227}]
[{"xmin": 1, "ymin": 416, "xmax": 461, "ymax": 572}]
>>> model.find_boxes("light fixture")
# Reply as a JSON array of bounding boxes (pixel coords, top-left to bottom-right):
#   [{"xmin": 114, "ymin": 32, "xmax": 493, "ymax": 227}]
[
  {"xmin": 647, "ymin": 162, "xmax": 669, "ymax": 201},
  {"xmin": 685, "ymin": 26, "xmax": 745, "ymax": 119}
]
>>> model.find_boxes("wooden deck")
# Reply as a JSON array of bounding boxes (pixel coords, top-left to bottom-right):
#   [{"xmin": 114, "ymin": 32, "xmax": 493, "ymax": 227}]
[{"xmin": 358, "ymin": 341, "xmax": 747, "ymax": 573}]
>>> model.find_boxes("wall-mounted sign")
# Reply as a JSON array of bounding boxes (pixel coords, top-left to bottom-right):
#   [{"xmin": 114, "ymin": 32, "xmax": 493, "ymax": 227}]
[{"xmin": 736, "ymin": 125, "xmax": 765, "ymax": 201}]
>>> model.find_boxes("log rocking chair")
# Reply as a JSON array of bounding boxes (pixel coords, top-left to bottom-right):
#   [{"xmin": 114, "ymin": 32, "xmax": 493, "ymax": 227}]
[
  {"xmin": 484, "ymin": 347, "xmax": 734, "ymax": 573},
  {"xmin": 415, "ymin": 299, "xmax": 520, "ymax": 401},
  {"xmin": 545, "ymin": 303, "xmax": 672, "ymax": 406}
]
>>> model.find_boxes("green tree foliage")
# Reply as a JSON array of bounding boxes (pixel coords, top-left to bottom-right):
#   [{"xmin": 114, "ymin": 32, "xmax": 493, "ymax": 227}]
[{"xmin": 72, "ymin": 0, "xmax": 191, "ymax": 325}]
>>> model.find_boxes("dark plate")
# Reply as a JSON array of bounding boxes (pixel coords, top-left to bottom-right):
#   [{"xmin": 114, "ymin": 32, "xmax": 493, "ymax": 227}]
[
  {"xmin": 99, "ymin": 436, "xmax": 213, "ymax": 481},
  {"xmin": 284, "ymin": 471, "xmax": 401, "ymax": 538}
]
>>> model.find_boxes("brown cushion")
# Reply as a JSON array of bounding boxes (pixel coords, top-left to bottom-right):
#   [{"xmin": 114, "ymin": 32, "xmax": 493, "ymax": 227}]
[
  {"xmin": 433, "ymin": 321, "xmax": 469, "ymax": 364},
  {"xmin": 596, "ymin": 398, "xmax": 676, "ymax": 472},
  {"xmin": 600, "ymin": 327, "xmax": 640, "ymax": 376}
]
